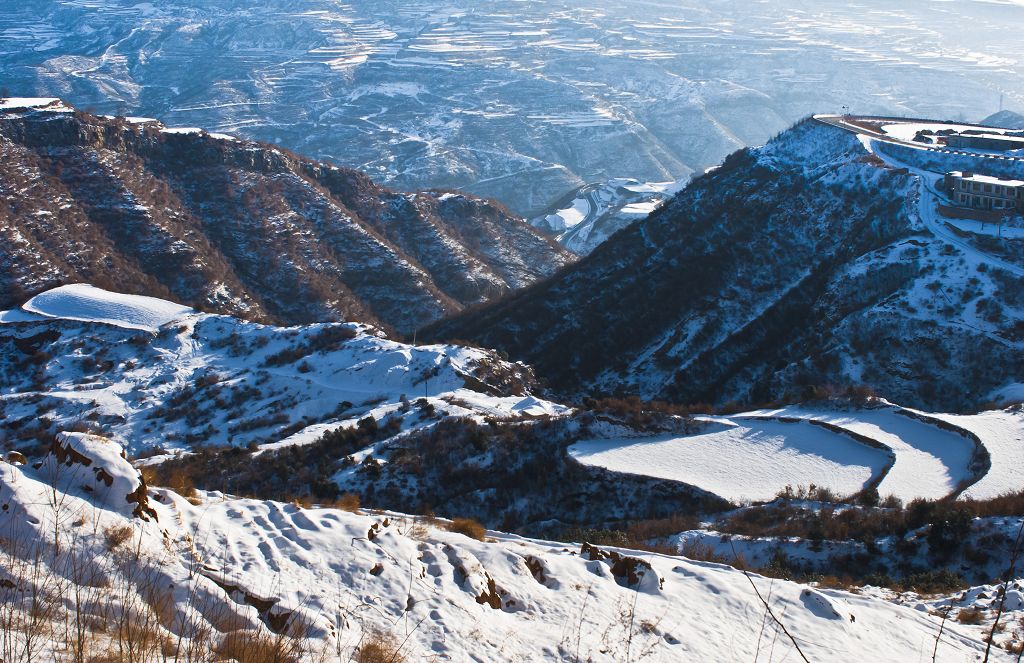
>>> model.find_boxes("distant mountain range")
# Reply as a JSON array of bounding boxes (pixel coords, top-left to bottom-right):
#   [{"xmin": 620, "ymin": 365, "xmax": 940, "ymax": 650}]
[
  {"xmin": 0, "ymin": 100, "xmax": 571, "ymax": 333},
  {"xmin": 983, "ymin": 110, "xmax": 1024, "ymax": 129},
  {"xmin": 3, "ymin": 0, "xmax": 1022, "ymax": 216}
]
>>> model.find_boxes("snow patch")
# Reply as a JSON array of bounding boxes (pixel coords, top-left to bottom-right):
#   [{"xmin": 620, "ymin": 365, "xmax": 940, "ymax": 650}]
[
  {"xmin": 18, "ymin": 284, "xmax": 193, "ymax": 331},
  {"xmin": 0, "ymin": 97, "xmax": 64, "ymax": 111},
  {"xmin": 570, "ymin": 417, "xmax": 887, "ymax": 503}
]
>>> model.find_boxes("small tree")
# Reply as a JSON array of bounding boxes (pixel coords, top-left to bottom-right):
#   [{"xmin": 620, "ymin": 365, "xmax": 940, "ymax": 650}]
[{"xmin": 927, "ymin": 509, "xmax": 972, "ymax": 561}]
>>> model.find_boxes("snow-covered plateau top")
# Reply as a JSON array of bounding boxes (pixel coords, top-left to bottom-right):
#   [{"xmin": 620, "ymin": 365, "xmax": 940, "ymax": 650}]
[
  {"xmin": 12, "ymin": 283, "xmax": 194, "ymax": 331},
  {"xmin": 0, "ymin": 97, "xmax": 68, "ymax": 111}
]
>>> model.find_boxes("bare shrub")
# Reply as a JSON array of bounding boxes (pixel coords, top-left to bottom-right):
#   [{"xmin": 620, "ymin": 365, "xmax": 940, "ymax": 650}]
[
  {"xmin": 957, "ymin": 607, "xmax": 986, "ymax": 625},
  {"xmin": 625, "ymin": 514, "xmax": 699, "ymax": 541},
  {"xmin": 335, "ymin": 493, "xmax": 361, "ymax": 513},
  {"xmin": 679, "ymin": 540, "xmax": 728, "ymax": 565},
  {"xmin": 583, "ymin": 396, "xmax": 696, "ymax": 432},
  {"xmin": 143, "ymin": 465, "xmax": 198, "ymax": 500},
  {"xmin": 445, "ymin": 517, "xmax": 486, "ymax": 541}
]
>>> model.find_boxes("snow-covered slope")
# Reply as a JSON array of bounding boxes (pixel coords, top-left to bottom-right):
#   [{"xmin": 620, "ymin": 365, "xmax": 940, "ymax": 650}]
[
  {"xmin": 4, "ymin": 286, "xmax": 1024, "ymax": 658},
  {"xmin": 0, "ymin": 97, "xmax": 68, "ymax": 111},
  {"xmin": 530, "ymin": 178, "xmax": 687, "ymax": 255},
  {"xmin": 5, "ymin": 285, "xmax": 1023, "ymax": 516},
  {"xmin": 0, "ymin": 285, "xmax": 562, "ymax": 455},
  {"xmin": 983, "ymin": 110, "xmax": 1024, "ymax": 130},
  {"xmin": 0, "ymin": 440, "xmax": 1011, "ymax": 662},
  {"xmin": 570, "ymin": 402, "xmax": 1020, "ymax": 504},
  {"xmin": 747, "ymin": 406, "xmax": 982, "ymax": 502},
  {"xmin": 925, "ymin": 409, "xmax": 1024, "ymax": 500},
  {"xmin": 571, "ymin": 417, "xmax": 889, "ymax": 503}
]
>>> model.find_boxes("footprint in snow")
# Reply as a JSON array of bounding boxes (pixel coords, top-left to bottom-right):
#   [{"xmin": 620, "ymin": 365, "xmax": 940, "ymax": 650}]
[
  {"xmin": 419, "ymin": 549, "xmax": 446, "ymax": 579},
  {"xmin": 290, "ymin": 511, "xmax": 321, "ymax": 532}
]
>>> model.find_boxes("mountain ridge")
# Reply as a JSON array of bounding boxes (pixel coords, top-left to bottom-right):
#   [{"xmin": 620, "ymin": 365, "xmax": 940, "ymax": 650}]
[
  {"xmin": 0, "ymin": 99, "xmax": 572, "ymax": 333},
  {"xmin": 425, "ymin": 117, "xmax": 1024, "ymax": 411}
]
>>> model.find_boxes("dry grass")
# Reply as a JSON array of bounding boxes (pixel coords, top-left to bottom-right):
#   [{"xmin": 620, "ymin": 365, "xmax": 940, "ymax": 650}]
[
  {"xmin": 957, "ymin": 607, "xmax": 986, "ymax": 625},
  {"xmin": 141, "ymin": 466, "xmax": 198, "ymax": 501},
  {"xmin": 679, "ymin": 540, "xmax": 728, "ymax": 565},
  {"xmin": 445, "ymin": 517, "xmax": 487, "ymax": 541},
  {"xmin": 355, "ymin": 630, "xmax": 407, "ymax": 663},
  {"xmin": 326, "ymin": 492, "xmax": 361, "ymax": 513},
  {"xmin": 214, "ymin": 629, "xmax": 304, "ymax": 663},
  {"xmin": 406, "ymin": 519, "xmax": 431, "ymax": 540},
  {"xmin": 813, "ymin": 575, "xmax": 859, "ymax": 591},
  {"xmin": 0, "ymin": 517, "xmax": 315, "ymax": 663},
  {"xmin": 104, "ymin": 524, "xmax": 133, "ymax": 551},
  {"xmin": 624, "ymin": 514, "xmax": 699, "ymax": 541},
  {"xmin": 678, "ymin": 540, "xmax": 750, "ymax": 570}
]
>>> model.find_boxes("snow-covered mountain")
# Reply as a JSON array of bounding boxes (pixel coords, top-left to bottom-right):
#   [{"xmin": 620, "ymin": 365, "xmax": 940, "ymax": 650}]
[
  {"xmin": 6, "ymin": 1, "xmax": 1024, "ymax": 657},
  {"xmin": 4, "ymin": 283, "xmax": 1023, "ymax": 528},
  {"xmin": 984, "ymin": 110, "xmax": 1024, "ymax": 130},
  {"xmin": 6, "ymin": 283, "xmax": 1024, "ymax": 660},
  {"xmin": 427, "ymin": 117, "xmax": 1024, "ymax": 412},
  {"xmin": 2, "ymin": 0, "xmax": 1022, "ymax": 216},
  {"xmin": 0, "ymin": 99, "xmax": 571, "ymax": 333},
  {"xmin": 530, "ymin": 177, "xmax": 687, "ymax": 255},
  {"xmin": 0, "ymin": 284, "xmax": 722, "ymax": 533}
]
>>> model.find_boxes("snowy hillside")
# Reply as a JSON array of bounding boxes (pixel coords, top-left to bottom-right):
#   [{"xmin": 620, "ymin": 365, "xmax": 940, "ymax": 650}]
[
  {"xmin": 571, "ymin": 417, "xmax": 891, "ymax": 504},
  {"xmin": 0, "ymin": 100, "xmax": 571, "ymax": 333},
  {"xmin": 6, "ymin": 2, "xmax": 1024, "ymax": 658},
  {"xmin": 9, "ymin": 285, "xmax": 1023, "ymax": 516},
  {"xmin": 20, "ymin": 284, "xmax": 193, "ymax": 331},
  {"xmin": 0, "ymin": 284, "xmax": 562, "ymax": 456},
  {"xmin": 0, "ymin": 436, "xmax": 1013, "ymax": 662},
  {"xmin": 984, "ymin": 110, "xmax": 1024, "ymax": 130},
  {"xmin": 530, "ymin": 178, "xmax": 687, "ymax": 255},
  {"xmin": 5, "ymin": 286, "xmax": 1024, "ymax": 660}
]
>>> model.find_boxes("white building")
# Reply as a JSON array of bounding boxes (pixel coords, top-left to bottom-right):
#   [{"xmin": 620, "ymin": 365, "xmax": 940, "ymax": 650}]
[{"xmin": 944, "ymin": 171, "xmax": 1024, "ymax": 211}]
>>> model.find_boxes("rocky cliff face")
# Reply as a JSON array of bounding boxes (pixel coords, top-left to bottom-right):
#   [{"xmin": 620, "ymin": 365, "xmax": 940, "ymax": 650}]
[
  {"xmin": 427, "ymin": 119, "xmax": 1024, "ymax": 411},
  {"xmin": 0, "ymin": 101, "xmax": 572, "ymax": 333}
]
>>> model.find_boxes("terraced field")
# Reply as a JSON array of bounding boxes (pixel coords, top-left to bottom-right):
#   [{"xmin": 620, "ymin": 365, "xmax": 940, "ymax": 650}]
[
  {"xmin": 570, "ymin": 418, "xmax": 891, "ymax": 502},
  {"xmin": 571, "ymin": 404, "xmax": 1018, "ymax": 504}
]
